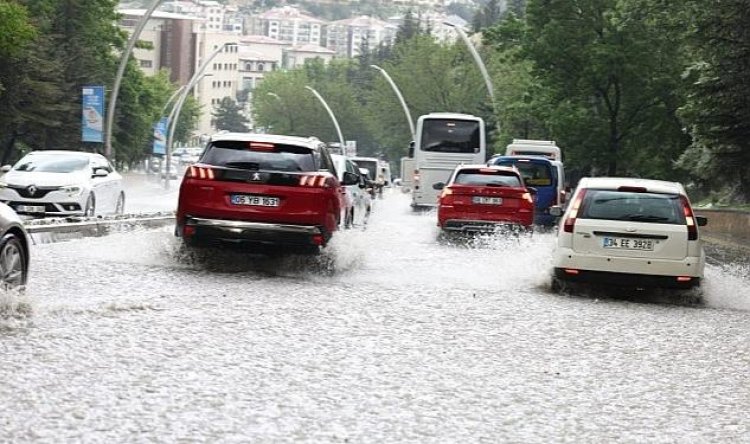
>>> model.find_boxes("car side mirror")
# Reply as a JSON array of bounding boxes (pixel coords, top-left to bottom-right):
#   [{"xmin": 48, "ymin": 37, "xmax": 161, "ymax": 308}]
[
  {"xmin": 549, "ymin": 206, "xmax": 563, "ymax": 217},
  {"xmin": 0, "ymin": 165, "xmax": 10, "ymax": 173},
  {"xmin": 408, "ymin": 141, "xmax": 415, "ymax": 158},
  {"xmin": 92, "ymin": 168, "xmax": 109, "ymax": 178},
  {"xmin": 342, "ymin": 171, "xmax": 360, "ymax": 186},
  {"xmin": 696, "ymin": 216, "xmax": 708, "ymax": 227},
  {"xmin": 432, "ymin": 182, "xmax": 445, "ymax": 190},
  {"xmin": 527, "ymin": 187, "xmax": 538, "ymax": 195}
]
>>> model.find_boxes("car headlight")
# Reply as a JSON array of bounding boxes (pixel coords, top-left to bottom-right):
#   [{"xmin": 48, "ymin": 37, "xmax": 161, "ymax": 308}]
[
  {"xmin": 0, "ymin": 181, "xmax": 7, "ymax": 189},
  {"xmin": 61, "ymin": 185, "xmax": 83, "ymax": 195}
]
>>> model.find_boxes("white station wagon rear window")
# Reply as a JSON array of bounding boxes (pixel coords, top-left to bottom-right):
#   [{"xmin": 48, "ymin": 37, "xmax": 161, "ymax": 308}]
[{"xmin": 580, "ymin": 189, "xmax": 686, "ymax": 224}]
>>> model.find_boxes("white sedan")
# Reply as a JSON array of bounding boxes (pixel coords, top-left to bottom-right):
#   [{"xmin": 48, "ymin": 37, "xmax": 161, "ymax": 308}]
[{"xmin": 0, "ymin": 150, "xmax": 125, "ymax": 217}]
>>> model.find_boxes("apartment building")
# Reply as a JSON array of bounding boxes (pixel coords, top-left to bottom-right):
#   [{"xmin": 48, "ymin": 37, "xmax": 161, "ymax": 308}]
[
  {"xmin": 247, "ymin": 6, "xmax": 326, "ymax": 46},
  {"xmin": 194, "ymin": 33, "xmax": 242, "ymax": 135},
  {"xmin": 283, "ymin": 44, "xmax": 336, "ymax": 69},
  {"xmin": 327, "ymin": 16, "xmax": 398, "ymax": 58},
  {"xmin": 118, "ymin": 9, "xmax": 201, "ymax": 86}
]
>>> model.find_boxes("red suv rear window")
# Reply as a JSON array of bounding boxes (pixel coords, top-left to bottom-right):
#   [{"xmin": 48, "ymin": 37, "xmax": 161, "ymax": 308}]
[
  {"xmin": 202, "ymin": 140, "xmax": 318, "ymax": 172},
  {"xmin": 454, "ymin": 169, "xmax": 522, "ymax": 187}
]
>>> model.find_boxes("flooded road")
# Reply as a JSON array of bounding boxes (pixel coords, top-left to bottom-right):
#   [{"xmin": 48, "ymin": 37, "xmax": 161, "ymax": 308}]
[{"xmin": 2, "ymin": 190, "xmax": 749, "ymax": 442}]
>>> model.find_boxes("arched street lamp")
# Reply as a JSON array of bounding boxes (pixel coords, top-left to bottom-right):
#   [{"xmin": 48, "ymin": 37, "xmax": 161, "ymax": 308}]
[
  {"xmin": 370, "ymin": 64, "xmax": 415, "ymax": 141},
  {"xmin": 444, "ymin": 20, "xmax": 495, "ymax": 104},
  {"xmin": 267, "ymin": 92, "xmax": 294, "ymax": 132},
  {"xmin": 304, "ymin": 86, "xmax": 345, "ymax": 149},
  {"xmin": 105, "ymin": 0, "xmax": 163, "ymax": 161},
  {"xmin": 163, "ymin": 42, "xmax": 237, "ymax": 189}
]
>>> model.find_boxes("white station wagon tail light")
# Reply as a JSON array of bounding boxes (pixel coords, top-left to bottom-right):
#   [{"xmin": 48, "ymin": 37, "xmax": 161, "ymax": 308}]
[
  {"xmin": 563, "ymin": 189, "xmax": 587, "ymax": 233},
  {"xmin": 680, "ymin": 195, "xmax": 698, "ymax": 240}
]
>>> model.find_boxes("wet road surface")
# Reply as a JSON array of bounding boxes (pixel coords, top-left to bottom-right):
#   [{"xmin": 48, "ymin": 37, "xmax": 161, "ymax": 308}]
[{"xmin": 2, "ymin": 190, "xmax": 750, "ymax": 442}]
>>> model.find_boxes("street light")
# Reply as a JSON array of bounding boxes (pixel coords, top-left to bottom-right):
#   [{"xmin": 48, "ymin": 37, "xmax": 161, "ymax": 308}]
[
  {"xmin": 105, "ymin": 0, "xmax": 164, "ymax": 161},
  {"xmin": 370, "ymin": 64, "xmax": 415, "ymax": 141},
  {"xmin": 267, "ymin": 92, "xmax": 294, "ymax": 132},
  {"xmin": 304, "ymin": 86, "xmax": 345, "ymax": 149},
  {"xmin": 163, "ymin": 42, "xmax": 237, "ymax": 189},
  {"xmin": 444, "ymin": 20, "xmax": 495, "ymax": 104}
]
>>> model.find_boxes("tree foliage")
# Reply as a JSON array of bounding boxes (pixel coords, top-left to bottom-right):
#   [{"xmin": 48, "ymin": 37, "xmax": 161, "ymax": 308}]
[
  {"xmin": 677, "ymin": 0, "xmax": 750, "ymax": 201},
  {"xmin": 212, "ymin": 97, "xmax": 250, "ymax": 132}
]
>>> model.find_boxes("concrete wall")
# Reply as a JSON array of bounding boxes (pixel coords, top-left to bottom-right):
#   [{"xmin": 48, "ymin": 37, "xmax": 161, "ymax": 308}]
[{"xmin": 695, "ymin": 208, "xmax": 750, "ymax": 247}]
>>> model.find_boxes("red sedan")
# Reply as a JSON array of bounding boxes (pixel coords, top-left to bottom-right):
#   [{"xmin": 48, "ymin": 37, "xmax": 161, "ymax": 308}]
[
  {"xmin": 435, "ymin": 165, "xmax": 535, "ymax": 232},
  {"xmin": 175, "ymin": 133, "xmax": 359, "ymax": 252}
]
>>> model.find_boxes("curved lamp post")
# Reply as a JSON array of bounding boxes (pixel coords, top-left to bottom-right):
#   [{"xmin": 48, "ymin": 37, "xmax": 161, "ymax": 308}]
[
  {"xmin": 163, "ymin": 42, "xmax": 236, "ymax": 189},
  {"xmin": 370, "ymin": 64, "xmax": 415, "ymax": 141},
  {"xmin": 444, "ymin": 21, "xmax": 495, "ymax": 104},
  {"xmin": 304, "ymin": 86, "xmax": 345, "ymax": 149},
  {"xmin": 267, "ymin": 92, "xmax": 294, "ymax": 132},
  {"xmin": 105, "ymin": 0, "xmax": 163, "ymax": 160}
]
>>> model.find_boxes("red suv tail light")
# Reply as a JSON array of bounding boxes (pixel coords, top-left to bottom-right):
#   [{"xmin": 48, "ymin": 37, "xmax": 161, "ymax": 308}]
[
  {"xmin": 680, "ymin": 195, "xmax": 698, "ymax": 240},
  {"xmin": 186, "ymin": 165, "xmax": 215, "ymax": 180},
  {"xmin": 299, "ymin": 174, "xmax": 331, "ymax": 188},
  {"xmin": 563, "ymin": 189, "xmax": 587, "ymax": 233}
]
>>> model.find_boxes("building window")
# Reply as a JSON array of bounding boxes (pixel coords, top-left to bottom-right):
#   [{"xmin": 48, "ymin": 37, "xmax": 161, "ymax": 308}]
[
  {"xmin": 258, "ymin": 63, "xmax": 265, "ymax": 72},
  {"xmin": 139, "ymin": 59, "xmax": 153, "ymax": 68}
]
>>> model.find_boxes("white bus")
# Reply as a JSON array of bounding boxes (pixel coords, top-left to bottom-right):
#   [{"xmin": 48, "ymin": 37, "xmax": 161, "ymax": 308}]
[{"xmin": 411, "ymin": 113, "xmax": 486, "ymax": 208}]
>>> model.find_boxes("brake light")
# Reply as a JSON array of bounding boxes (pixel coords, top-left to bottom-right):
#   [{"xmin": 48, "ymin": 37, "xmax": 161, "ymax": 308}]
[
  {"xmin": 521, "ymin": 192, "xmax": 533, "ymax": 203},
  {"xmin": 617, "ymin": 186, "xmax": 647, "ymax": 193},
  {"xmin": 676, "ymin": 276, "xmax": 693, "ymax": 282},
  {"xmin": 299, "ymin": 174, "xmax": 330, "ymax": 187},
  {"xmin": 564, "ymin": 269, "xmax": 580, "ymax": 275},
  {"xmin": 440, "ymin": 186, "xmax": 453, "ymax": 199},
  {"xmin": 248, "ymin": 142, "xmax": 275, "ymax": 152},
  {"xmin": 186, "ymin": 165, "xmax": 215, "ymax": 180},
  {"xmin": 559, "ymin": 190, "xmax": 567, "ymax": 204},
  {"xmin": 563, "ymin": 189, "xmax": 587, "ymax": 233},
  {"xmin": 413, "ymin": 169, "xmax": 420, "ymax": 183},
  {"xmin": 680, "ymin": 195, "xmax": 698, "ymax": 240}
]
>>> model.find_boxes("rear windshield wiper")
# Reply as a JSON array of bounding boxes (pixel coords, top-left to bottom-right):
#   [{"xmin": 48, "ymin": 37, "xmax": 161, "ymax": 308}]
[{"xmin": 623, "ymin": 214, "xmax": 671, "ymax": 222}]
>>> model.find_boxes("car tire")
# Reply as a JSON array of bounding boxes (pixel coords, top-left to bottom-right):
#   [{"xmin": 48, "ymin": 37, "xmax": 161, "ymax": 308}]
[
  {"xmin": 0, "ymin": 233, "xmax": 27, "ymax": 290},
  {"xmin": 84, "ymin": 193, "xmax": 96, "ymax": 217},
  {"xmin": 115, "ymin": 192, "xmax": 125, "ymax": 215},
  {"xmin": 345, "ymin": 209, "xmax": 353, "ymax": 229}
]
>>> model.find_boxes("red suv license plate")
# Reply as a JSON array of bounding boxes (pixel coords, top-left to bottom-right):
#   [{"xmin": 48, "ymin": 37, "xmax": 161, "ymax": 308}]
[
  {"xmin": 230, "ymin": 194, "xmax": 280, "ymax": 207},
  {"xmin": 473, "ymin": 196, "xmax": 503, "ymax": 205}
]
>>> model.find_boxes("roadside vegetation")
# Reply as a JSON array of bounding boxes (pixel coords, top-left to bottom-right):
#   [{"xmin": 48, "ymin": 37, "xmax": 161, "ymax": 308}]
[{"xmin": 0, "ymin": 0, "xmax": 747, "ymax": 203}]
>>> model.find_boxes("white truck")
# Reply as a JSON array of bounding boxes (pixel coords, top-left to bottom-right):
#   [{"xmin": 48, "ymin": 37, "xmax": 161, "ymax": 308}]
[{"xmin": 505, "ymin": 139, "xmax": 561, "ymax": 161}]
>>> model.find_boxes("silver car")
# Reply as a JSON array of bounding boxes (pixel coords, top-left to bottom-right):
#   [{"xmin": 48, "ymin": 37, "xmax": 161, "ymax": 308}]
[{"xmin": 0, "ymin": 203, "xmax": 29, "ymax": 290}]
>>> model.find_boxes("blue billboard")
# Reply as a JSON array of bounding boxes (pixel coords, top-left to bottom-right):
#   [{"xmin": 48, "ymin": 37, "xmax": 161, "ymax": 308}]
[
  {"xmin": 81, "ymin": 85, "xmax": 105, "ymax": 143},
  {"xmin": 153, "ymin": 117, "xmax": 168, "ymax": 156}
]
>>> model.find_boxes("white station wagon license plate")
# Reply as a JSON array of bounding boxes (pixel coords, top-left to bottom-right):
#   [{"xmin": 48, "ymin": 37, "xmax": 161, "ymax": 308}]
[
  {"xmin": 230, "ymin": 195, "xmax": 280, "ymax": 207},
  {"xmin": 16, "ymin": 205, "xmax": 45, "ymax": 213},
  {"xmin": 603, "ymin": 237, "xmax": 654, "ymax": 251},
  {"xmin": 473, "ymin": 196, "xmax": 503, "ymax": 205}
]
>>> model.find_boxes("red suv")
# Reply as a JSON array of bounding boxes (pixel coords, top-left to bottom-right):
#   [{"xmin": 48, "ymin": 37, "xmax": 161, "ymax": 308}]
[
  {"xmin": 435, "ymin": 165, "xmax": 535, "ymax": 232},
  {"xmin": 176, "ymin": 134, "xmax": 359, "ymax": 251}
]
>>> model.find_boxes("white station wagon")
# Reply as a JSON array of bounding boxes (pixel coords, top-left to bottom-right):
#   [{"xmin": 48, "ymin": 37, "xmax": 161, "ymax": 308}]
[{"xmin": 550, "ymin": 177, "xmax": 708, "ymax": 290}]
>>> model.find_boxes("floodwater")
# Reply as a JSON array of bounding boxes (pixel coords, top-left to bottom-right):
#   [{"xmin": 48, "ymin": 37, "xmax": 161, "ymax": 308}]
[{"xmin": 2, "ymin": 190, "xmax": 749, "ymax": 442}]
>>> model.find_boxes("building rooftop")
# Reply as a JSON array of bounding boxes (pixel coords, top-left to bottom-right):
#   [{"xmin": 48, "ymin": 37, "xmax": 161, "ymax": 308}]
[
  {"xmin": 286, "ymin": 44, "xmax": 336, "ymax": 54},
  {"xmin": 257, "ymin": 6, "xmax": 325, "ymax": 24},
  {"xmin": 118, "ymin": 8, "xmax": 203, "ymax": 21}
]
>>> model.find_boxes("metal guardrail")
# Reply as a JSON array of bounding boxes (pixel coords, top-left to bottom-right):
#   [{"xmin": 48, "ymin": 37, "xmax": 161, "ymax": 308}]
[{"xmin": 25, "ymin": 212, "xmax": 175, "ymax": 234}]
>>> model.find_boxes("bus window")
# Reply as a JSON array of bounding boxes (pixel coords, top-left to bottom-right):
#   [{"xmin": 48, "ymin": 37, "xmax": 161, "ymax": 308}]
[{"xmin": 420, "ymin": 120, "xmax": 480, "ymax": 154}]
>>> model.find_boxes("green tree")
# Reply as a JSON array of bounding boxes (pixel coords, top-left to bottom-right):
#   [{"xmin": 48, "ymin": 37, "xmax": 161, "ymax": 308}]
[
  {"xmin": 472, "ymin": 0, "xmax": 503, "ymax": 32},
  {"xmin": 213, "ymin": 97, "xmax": 250, "ymax": 132},
  {"xmin": 523, "ymin": 0, "xmax": 687, "ymax": 177},
  {"xmin": 0, "ymin": 0, "xmax": 36, "ymax": 94},
  {"xmin": 678, "ymin": 0, "xmax": 750, "ymax": 201}
]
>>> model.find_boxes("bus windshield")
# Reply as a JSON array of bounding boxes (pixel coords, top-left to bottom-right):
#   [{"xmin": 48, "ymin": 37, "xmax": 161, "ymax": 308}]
[{"xmin": 420, "ymin": 119, "xmax": 480, "ymax": 154}]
